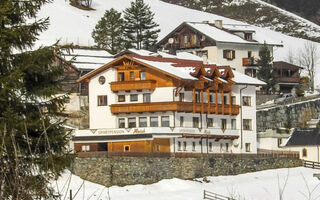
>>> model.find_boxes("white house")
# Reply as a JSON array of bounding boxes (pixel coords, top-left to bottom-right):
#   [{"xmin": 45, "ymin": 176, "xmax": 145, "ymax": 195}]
[
  {"xmin": 257, "ymin": 129, "xmax": 291, "ymax": 151},
  {"xmin": 156, "ymin": 21, "xmax": 282, "ymax": 78},
  {"xmin": 74, "ymin": 53, "xmax": 265, "ymax": 154}
]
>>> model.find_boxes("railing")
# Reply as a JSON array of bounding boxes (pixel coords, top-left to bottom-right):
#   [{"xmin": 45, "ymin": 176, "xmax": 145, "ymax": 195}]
[
  {"xmin": 274, "ymin": 76, "xmax": 300, "ymax": 83},
  {"xmin": 76, "ymin": 151, "xmax": 300, "ymax": 159},
  {"xmin": 110, "ymin": 80, "xmax": 156, "ymax": 92},
  {"xmin": 303, "ymin": 160, "xmax": 320, "ymax": 169},
  {"xmin": 204, "ymin": 190, "xmax": 235, "ymax": 200},
  {"xmin": 242, "ymin": 57, "xmax": 258, "ymax": 66},
  {"xmin": 110, "ymin": 102, "xmax": 240, "ymax": 115}
]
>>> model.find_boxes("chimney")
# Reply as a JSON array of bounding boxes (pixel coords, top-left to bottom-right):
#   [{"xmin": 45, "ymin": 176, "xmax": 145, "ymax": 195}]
[{"xmin": 214, "ymin": 20, "xmax": 223, "ymax": 29}]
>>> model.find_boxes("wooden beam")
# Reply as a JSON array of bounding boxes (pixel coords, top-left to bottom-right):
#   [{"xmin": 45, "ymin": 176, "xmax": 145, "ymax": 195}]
[
  {"xmin": 201, "ymin": 90, "xmax": 204, "ymax": 114},
  {"xmin": 193, "ymin": 88, "xmax": 196, "ymax": 113},
  {"xmin": 207, "ymin": 89, "xmax": 210, "ymax": 115},
  {"xmin": 221, "ymin": 89, "xmax": 224, "ymax": 115},
  {"xmin": 215, "ymin": 89, "xmax": 218, "ymax": 114}
]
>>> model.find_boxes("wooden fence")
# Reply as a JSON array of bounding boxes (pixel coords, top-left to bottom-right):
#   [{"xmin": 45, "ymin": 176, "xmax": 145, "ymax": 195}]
[
  {"xmin": 203, "ymin": 190, "xmax": 235, "ymax": 200},
  {"xmin": 303, "ymin": 160, "xmax": 320, "ymax": 170},
  {"xmin": 76, "ymin": 151, "xmax": 300, "ymax": 159}
]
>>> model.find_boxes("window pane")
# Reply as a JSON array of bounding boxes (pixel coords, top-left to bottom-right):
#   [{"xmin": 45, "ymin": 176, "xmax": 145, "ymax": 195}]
[
  {"xmin": 192, "ymin": 142, "xmax": 196, "ymax": 151},
  {"xmin": 221, "ymin": 119, "xmax": 227, "ymax": 130},
  {"xmin": 119, "ymin": 72, "xmax": 124, "ymax": 81},
  {"xmin": 119, "ymin": 118, "xmax": 125, "ymax": 128},
  {"xmin": 243, "ymin": 96, "xmax": 251, "ymax": 106},
  {"xmin": 130, "ymin": 94, "xmax": 138, "ymax": 102},
  {"xmin": 231, "ymin": 119, "xmax": 236, "ymax": 130},
  {"xmin": 128, "ymin": 118, "xmax": 136, "ymax": 128},
  {"xmin": 180, "ymin": 116, "xmax": 184, "ymax": 127},
  {"xmin": 178, "ymin": 141, "xmax": 181, "ymax": 151},
  {"xmin": 143, "ymin": 93, "xmax": 151, "ymax": 102},
  {"xmin": 179, "ymin": 93, "xmax": 184, "ymax": 102},
  {"xmin": 161, "ymin": 116, "xmax": 169, "ymax": 127},
  {"xmin": 140, "ymin": 71, "xmax": 146, "ymax": 80},
  {"xmin": 150, "ymin": 117, "xmax": 158, "ymax": 127},
  {"xmin": 231, "ymin": 96, "xmax": 236, "ymax": 105},
  {"xmin": 193, "ymin": 117, "xmax": 199, "ymax": 128},
  {"xmin": 118, "ymin": 95, "xmax": 125, "ymax": 102},
  {"xmin": 183, "ymin": 141, "xmax": 187, "ymax": 151},
  {"xmin": 139, "ymin": 117, "xmax": 147, "ymax": 127},
  {"xmin": 98, "ymin": 95, "xmax": 107, "ymax": 106},
  {"xmin": 207, "ymin": 118, "xmax": 213, "ymax": 127},
  {"xmin": 243, "ymin": 119, "xmax": 252, "ymax": 130},
  {"xmin": 130, "ymin": 71, "xmax": 134, "ymax": 79}
]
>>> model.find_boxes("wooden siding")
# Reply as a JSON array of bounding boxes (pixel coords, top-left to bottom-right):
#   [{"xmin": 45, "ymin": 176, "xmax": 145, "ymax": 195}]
[
  {"xmin": 108, "ymin": 139, "xmax": 170, "ymax": 153},
  {"xmin": 110, "ymin": 102, "xmax": 240, "ymax": 115}
]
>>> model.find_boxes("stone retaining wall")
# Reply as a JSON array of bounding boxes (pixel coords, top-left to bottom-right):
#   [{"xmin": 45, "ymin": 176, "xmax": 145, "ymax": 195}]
[
  {"xmin": 257, "ymin": 98, "xmax": 320, "ymax": 132},
  {"xmin": 72, "ymin": 156, "xmax": 302, "ymax": 187}
]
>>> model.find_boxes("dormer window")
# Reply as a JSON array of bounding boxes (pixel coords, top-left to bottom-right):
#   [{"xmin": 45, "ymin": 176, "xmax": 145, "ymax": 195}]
[
  {"xmin": 223, "ymin": 50, "xmax": 235, "ymax": 60},
  {"xmin": 245, "ymin": 33, "xmax": 253, "ymax": 40}
]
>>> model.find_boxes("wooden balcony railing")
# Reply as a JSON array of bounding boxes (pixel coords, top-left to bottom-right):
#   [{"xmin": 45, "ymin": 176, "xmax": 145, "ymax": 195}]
[
  {"xmin": 274, "ymin": 76, "xmax": 300, "ymax": 83},
  {"xmin": 110, "ymin": 80, "xmax": 156, "ymax": 92},
  {"xmin": 110, "ymin": 102, "xmax": 240, "ymax": 115},
  {"xmin": 242, "ymin": 57, "xmax": 258, "ymax": 66}
]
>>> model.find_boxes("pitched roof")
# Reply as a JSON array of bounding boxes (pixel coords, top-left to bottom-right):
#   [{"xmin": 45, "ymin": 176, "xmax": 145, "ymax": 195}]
[
  {"xmin": 285, "ymin": 128, "xmax": 320, "ymax": 146},
  {"xmin": 273, "ymin": 61, "xmax": 303, "ymax": 70}
]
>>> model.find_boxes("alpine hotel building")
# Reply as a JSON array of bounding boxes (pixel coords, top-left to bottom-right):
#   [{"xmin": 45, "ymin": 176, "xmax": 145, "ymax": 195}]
[{"xmin": 74, "ymin": 53, "xmax": 265, "ymax": 154}]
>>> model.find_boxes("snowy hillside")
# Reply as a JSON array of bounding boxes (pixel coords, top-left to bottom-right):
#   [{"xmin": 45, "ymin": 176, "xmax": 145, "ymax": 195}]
[
  {"xmin": 36, "ymin": 0, "xmax": 320, "ymax": 87},
  {"xmin": 55, "ymin": 167, "xmax": 320, "ymax": 200}
]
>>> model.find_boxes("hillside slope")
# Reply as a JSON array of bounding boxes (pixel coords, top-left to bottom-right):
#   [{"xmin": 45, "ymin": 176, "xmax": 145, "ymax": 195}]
[
  {"xmin": 161, "ymin": 0, "xmax": 320, "ymax": 43},
  {"xmin": 35, "ymin": 0, "xmax": 320, "ymax": 87}
]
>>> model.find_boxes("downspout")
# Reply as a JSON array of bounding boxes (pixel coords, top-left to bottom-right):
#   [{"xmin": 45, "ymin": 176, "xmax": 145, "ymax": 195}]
[
  {"xmin": 240, "ymin": 85, "xmax": 248, "ymax": 150},
  {"xmin": 173, "ymin": 89, "xmax": 176, "ymax": 128}
]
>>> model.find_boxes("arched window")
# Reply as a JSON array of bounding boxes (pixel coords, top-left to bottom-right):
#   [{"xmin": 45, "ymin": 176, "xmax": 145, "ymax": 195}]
[{"xmin": 302, "ymin": 148, "xmax": 307, "ymax": 157}]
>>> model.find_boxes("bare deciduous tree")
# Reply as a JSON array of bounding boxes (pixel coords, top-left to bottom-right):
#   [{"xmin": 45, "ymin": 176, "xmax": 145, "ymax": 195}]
[{"xmin": 298, "ymin": 42, "xmax": 319, "ymax": 92}]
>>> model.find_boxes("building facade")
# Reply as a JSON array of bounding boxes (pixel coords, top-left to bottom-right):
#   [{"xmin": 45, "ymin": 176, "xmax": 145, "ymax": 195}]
[{"xmin": 74, "ymin": 54, "xmax": 265, "ymax": 154}]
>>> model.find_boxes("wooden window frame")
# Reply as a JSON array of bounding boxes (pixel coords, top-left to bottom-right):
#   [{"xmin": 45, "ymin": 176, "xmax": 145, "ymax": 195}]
[
  {"xmin": 130, "ymin": 94, "xmax": 138, "ymax": 102},
  {"xmin": 124, "ymin": 145, "xmax": 130, "ymax": 152},
  {"xmin": 97, "ymin": 95, "xmax": 108, "ymax": 106},
  {"xmin": 143, "ymin": 93, "xmax": 151, "ymax": 103},
  {"xmin": 140, "ymin": 71, "xmax": 146, "ymax": 80},
  {"xmin": 118, "ymin": 72, "xmax": 125, "ymax": 82},
  {"xmin": 130, "ymin": 71, "xmax": 134, "ymax": 79},
  {"xmin": 118, "ymin": 95, "xmax": 125, "ymax": 102},
  {"xmin": 223, "ymin": 49, "xmax": 235, "ymax": 60},
  {"xmin": 118, "ymin": 118, "xmax": 125, "ymax": 128}
]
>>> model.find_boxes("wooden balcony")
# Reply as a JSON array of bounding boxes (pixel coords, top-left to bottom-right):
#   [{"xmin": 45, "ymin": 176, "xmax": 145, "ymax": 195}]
[
  {"xmin": 274, "ymin": 76, "xmax": 300, "ymax": 84},
  {"xmin": 242, "ymin": 57, "xmax": 258, "ymax": 66},
  {"xmin": 110, "ymin": 102, "xmax": 240, "ymax": 115},
  {"xmin": 110, "ymin": 80, "xmax": 156, "ymax": 92}
]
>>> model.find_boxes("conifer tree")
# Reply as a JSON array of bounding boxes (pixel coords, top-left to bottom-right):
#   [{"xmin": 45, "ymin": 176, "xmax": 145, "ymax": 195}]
[
  {"xmin": 123, "ymin": 0, "xmax": 160, "ymax": 50},
  {"xmin": 0, "ymin": 0, "xmax": 72, "ymax": 199},
  {"xmin": 92, "ymin": 8, "xmax": 124, "ymax": 54},
  {"xmin": 257, "ymin": 43, "xmax": 275, "ymax": 92}
]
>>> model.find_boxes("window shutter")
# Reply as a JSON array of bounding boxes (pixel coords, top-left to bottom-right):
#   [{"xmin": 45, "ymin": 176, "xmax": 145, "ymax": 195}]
[
  {"xmin": 223, "ymin": 50, "xmax": 227, "ymax": 59},
  {"xmin": 232, "ymin": 50, "xmax": 235, "ymax": 59}
]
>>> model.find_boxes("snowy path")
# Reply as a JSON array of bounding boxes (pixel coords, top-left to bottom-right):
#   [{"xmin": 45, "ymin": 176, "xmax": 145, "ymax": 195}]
[{"xmin": 54, "ymin": 167, "xmax": 320, "ymax": 200}]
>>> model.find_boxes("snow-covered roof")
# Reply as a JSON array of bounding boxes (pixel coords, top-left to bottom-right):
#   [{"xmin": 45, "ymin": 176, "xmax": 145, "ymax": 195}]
[
  {"xmin": 134, "ymin": 58, "xmax": 197, "ymax": 80},
  {"xmin": 231, "ymin": 70, "xmax": 266, "ymax": 85},
  {"xmin": 58, "ymin": 48, "xmax": 114, "ymax": 70},
  {"xmin": 223, "ymin": 24, "xmax": 256, "ymax": 32}
]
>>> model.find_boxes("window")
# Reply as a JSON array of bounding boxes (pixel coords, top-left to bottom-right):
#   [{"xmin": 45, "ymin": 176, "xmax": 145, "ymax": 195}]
[
  {"xmin": 209, "ymin": 142, "xmax": 213, "ymax": 152},
  {"xmin": 130, "ymin": 71, "xmax": 134, "ymax": 79},
  {"xmin": 231, "ymin": 96, "xmax": 236, "ymax": 105},
  {"xmin": 183, "ymin": 141, "xmax": 187, "ymax": 151},
  {"xmin": 245, "ymin": 33, "xmax": 253, "ymax": 41},
  {"xmin": 243, "ymin": 96, "xmax": 251, "ymax": 106},
  {"xmin": 143, "ymin": 93, "xmax": 151, "ymax": 103},
  {"xmin": 207, "ymin": 118, "xmax": 213, "ymax": 127},
  {"xmin": 248, "ymin": 51, "xmax": 253, "ymax": 58},
  {"xmin": 302, "ymin": 148, "xmax": 307, "ymax": 157},
  {"xmin": 124, "ymin": 145, "xmax": 130, "ymax": 152},
  {"xmin": 223, "ymin": 50, "xmax": 235, "ymax": 60},
  {"xmin": 81, "ymin": 145, "xmax": 90, "ymax": 152},
  {"xmin": 221, "ymin": 119, "xmax": 227, "ymax": 130},
  {"xmin": 209, "ymin": 94, "xmax": 214, "ymax": 103},
  {"xmin": 98, "ymin": 76, "xmax": 105, "ymax": 85},
  {"xmin": 243, "ymin": 119, "xmax": 252, "ymax": 130},
  {"xmin": 179, "ymin": 93, "xmax": 184, "ymax": 102},
  {"xmin": 118, "ymin": 72, "xmax": 125, "ymax": 81},
  {"xmin": 139, "ymin": 117, "xmax": 147, "ymax": 127},
  {"xmin": 223, "ymin": 96, "xmax": 228, "ymax": 104},
  {"xmin": 180, "ymin": 116, "xmax": 184, "ymax": 127},
  {"xmin": 128, "ymin": 118, "xmax": 136, "ymax": 128},
  {"xmin": 118, "ymin": 95, "xmax": 125, "ymax": 102},
  {"xmin": 192, "ymin": 142, "xmax": 196, "ymax": 151},
  {"xmin": 130, "ymin": 94, "xmax": 138, "ymax": 102},
  {"xmin": 161, "ymin": 116, "xmax": 170, "ymax": 127},
  {"xmin": 195, "ymin": 93, "xmax": 200, "ymax": 103},
  {"xmin": 220, "ymin": 143, "xmax": 223, "ymax": 152},
  {"xmin": 245, "ymin": 68, "xmax": 256, "ymax": 78},
  {"xmin": 178, "ymin": 141, "xmax": 181, "ymax": 151},
  {"xmin": 184, "ymin": 35, "xmax": 188, "ymax": 44},
  {"xmin": 278, "ymin": 138, "xmax": 282, "ymax": 147},
  {"xmin": 118, "ymin": 118, "xmax": 125, "ymax": 128},
  {"xmin": 193, "ymin": 35, "xmax": 197, "ymax": 45},
  {"xmin": 97, "ymin": 95, "xmax": 107, "ymax": 106},
  {"xmin": 140, "ymin": 71, "xmax": 146, "ymax": 80},
  {"xmin": 226, "ymin": 143, "xmax": 229, "ymax": 152},
  {"xmin": 156, "ymin": 145, "xmax": 160, "ymax": 152},
  {"xmin": 231, "ymin": 119, "xmax": 236, "ymax": 130},
  {"xmin": 193, "ymin": 117, "xmax": 199, "ymax": 128},
  {"xmin": 150, "ymin": 117, "xmax": 158, "ymax": 127},
  {"xmin": 245, "ymin": 143, "xmax": 251, "ymax": 152}
]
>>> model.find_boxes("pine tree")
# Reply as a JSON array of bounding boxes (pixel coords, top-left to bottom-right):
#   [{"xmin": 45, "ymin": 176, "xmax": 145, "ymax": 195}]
[
  {"xmin": 92, "ymin": 8, "xmax": 124, "ymax": 54},
  {"xmin": 123, "ymin": 0, "xmax": 160, "ymax": 50},
  {"xmin": 257, "ymin": 43, "xmax": 275, "ymax": 92},
  {"xmin": 0, "ymin": 1, "xmax": 72, "ymax": 199}
]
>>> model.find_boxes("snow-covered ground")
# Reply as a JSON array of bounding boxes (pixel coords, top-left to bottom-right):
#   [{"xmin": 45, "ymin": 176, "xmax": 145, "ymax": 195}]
[{"xmin": 54, "ymin": 167, "xmax": 320, "ymax": 200}]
